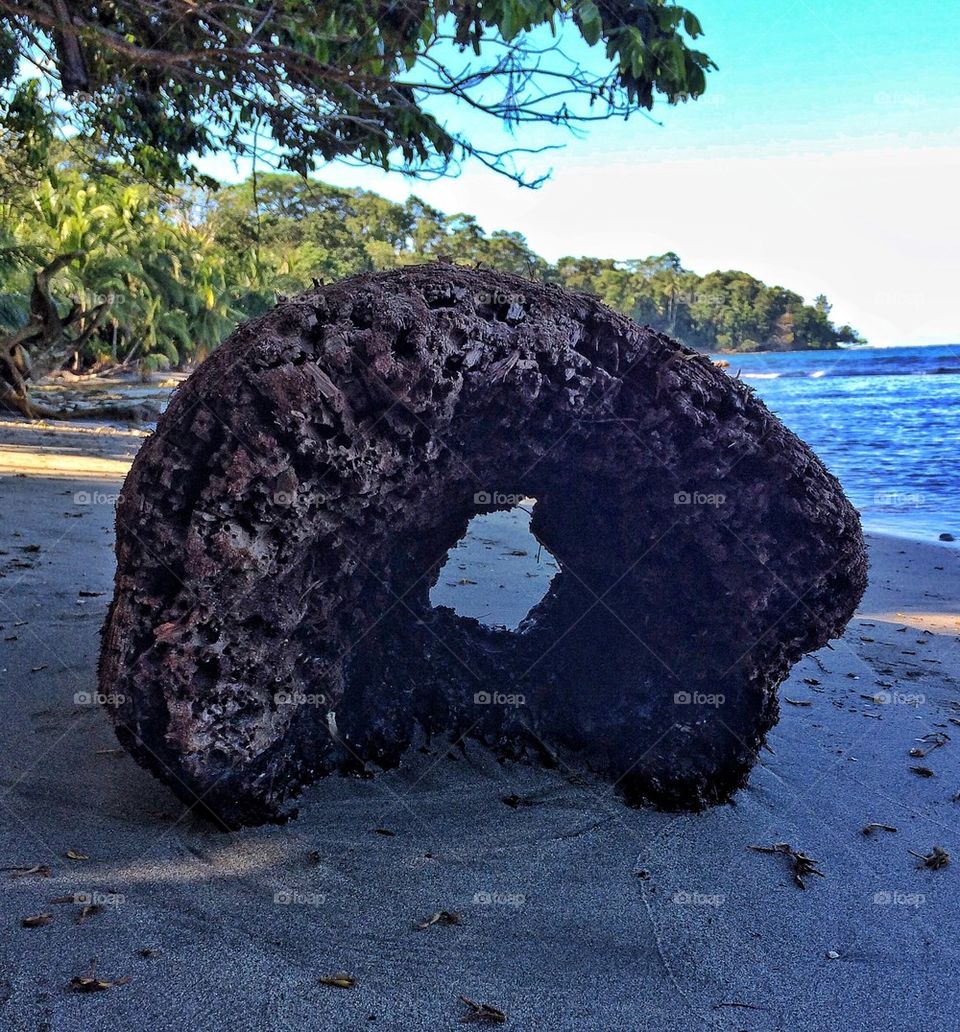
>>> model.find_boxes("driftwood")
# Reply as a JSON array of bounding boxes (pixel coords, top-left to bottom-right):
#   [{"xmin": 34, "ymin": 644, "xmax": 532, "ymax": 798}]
[
  {"xmin": 0, "ymin": 253, "xmax": 157, "ymax": 422},
  {"xmin": 99, "ymin": 265, "xmax": 867, "ymax": 827}
]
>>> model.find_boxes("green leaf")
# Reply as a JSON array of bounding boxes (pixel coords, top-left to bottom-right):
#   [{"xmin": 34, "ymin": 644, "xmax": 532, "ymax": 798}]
[
  {"xmin": 578, "ymin": 1, "xmax": 603, "ymax": 46},
  {"xmin": 682, "ymin": 11, "xmax": 703, "ymax": 38},
  {"xmin": 501, "ymin": 3, "xmax": 519, "ymax": 41}
]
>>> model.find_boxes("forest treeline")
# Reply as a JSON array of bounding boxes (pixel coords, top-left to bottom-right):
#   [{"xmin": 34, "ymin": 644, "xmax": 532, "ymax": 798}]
[{"xmin": 0, "ymin": 154, "xmax": 862, "ymax": 373}]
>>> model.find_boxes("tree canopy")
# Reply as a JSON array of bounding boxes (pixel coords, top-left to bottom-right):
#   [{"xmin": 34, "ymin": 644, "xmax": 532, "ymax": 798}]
[
  {"xmin": 0, "ymin": 150, "xmax": 863, "ymax": 398},
  {"xmin": 2, "ymin": 1, "xmax": 715, "ymax": 186}
]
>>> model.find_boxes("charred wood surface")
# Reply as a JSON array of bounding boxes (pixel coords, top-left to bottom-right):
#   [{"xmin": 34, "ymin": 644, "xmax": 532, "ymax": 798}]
[{"xmin": 99, "ymin": 265, "xmax": 867, "ymax": 826}]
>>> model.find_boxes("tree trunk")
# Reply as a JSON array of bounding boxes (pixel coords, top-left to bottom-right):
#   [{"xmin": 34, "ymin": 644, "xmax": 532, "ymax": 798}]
[{"xmin": 0, "ymin": 253, "xmax": 157, "ymax": 422}]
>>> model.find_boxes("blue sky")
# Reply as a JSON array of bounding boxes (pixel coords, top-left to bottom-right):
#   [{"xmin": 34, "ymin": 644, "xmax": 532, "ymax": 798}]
[{"xmin": 201, "ymin": 0, "xmax": 960, "ymax": 346}]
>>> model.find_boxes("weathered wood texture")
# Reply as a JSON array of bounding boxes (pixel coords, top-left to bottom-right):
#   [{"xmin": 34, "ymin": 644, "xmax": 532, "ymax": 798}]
[{"xmin": 99, "ymin": 265, "xmax": 867, "ymax": 826}]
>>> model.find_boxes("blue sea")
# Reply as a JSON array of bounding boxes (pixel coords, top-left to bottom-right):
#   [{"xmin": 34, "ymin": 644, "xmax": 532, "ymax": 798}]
[{"xmin": 716, "ymin": 344, "xmax": 960, "ymax": 544}]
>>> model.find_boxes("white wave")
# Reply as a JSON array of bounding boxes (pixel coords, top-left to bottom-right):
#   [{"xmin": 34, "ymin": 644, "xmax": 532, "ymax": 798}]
[
  {"xmin": 742, "ymin": 372, "xmax": 781, "ymax": 380},
  {"xmin": 809, "ymin": 370, "xmax": 827, "ymax": 378}
]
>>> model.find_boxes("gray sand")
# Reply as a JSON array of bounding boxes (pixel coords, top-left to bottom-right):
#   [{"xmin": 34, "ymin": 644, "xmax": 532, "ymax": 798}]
[{"xmin": 1, "ymin": 417, "xmax": 958, "ymax": 1031}]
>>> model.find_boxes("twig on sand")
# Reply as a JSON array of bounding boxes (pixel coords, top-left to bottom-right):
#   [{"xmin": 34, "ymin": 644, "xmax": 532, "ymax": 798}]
[
  {"xmin": 909, "ymin": 765, "xmax": 935, "ymax": 778},
  {"xmin": 416, "ymin": 910, "xmax": 461, "ymax": 930},
  {"xmin": 909, "ymin": 732, "xmax": 949, "ymax": 759},
  {"xmin": 2, "ymin": 864, "xmax": 50, "ymax": 879},
  {"xmin": 749, "ymin": 842, "xmax": 825, "ymax": 888},
  {"xmin": 459, "ymin": 996, "xmax": 507, "ymax": 1024},
  {"xmin": 909, "ymin": 845, "xmax": 950, "ymax": 870},
  {"xmin": 861, "ymin": 823, "xmax": 897, "ymax": 835},
  {"xmin": 67, "ymin": 960, "xmax": 130, "ymax": 992}
]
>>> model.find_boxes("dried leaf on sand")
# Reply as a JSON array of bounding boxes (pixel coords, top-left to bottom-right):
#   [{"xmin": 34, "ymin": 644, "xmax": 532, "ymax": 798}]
[
  {"xmin": 68, "ymin": 963, "xmax": 131, "ymax": 993},
  {"xmin": 319, "ymin": 973, "xmax": 356, "ymax": 989},
  {"xmin": 459, "ymin": 996, "xmax": 508, "ymax": 1024},
  {"xmin": 909, "ymin": 732, "xmax": 949, "ymax": 759},
  {"xmin": 21, "ymin": 913, "xmax": 53, "ymax": 928},
  {"xmin": 909, "ymin": 845, "xmax": 950, "ymax": 870},
  {"xmin": 416, "ymin": 910, "xmax": 461, "ymax": 930},
  {"xmin": 749, "ymin": 842, "xmax": 825, "ymax": 888},
  {"xmin": 77, "ymin": 903, "xmax": 105, "ymax": 924},
  {"xmin": 501, "ymin": 794, "xmax": 535, "ymax": 808}
]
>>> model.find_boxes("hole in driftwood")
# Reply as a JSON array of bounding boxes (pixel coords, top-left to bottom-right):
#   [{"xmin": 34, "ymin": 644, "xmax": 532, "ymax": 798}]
[{"xmin": 429, "ymin": 500, "xmax": 559, "ymax": 630}]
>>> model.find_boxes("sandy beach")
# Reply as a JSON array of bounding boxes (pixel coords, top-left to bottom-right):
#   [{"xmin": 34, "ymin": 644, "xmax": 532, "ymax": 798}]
[{"xmin": 1, "ymin": 414, "xmax": 958, "ymax": 1031}]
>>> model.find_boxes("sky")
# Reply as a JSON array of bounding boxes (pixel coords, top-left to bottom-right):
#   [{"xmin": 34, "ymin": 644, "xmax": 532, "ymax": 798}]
[{"xmin": 200, "ymin": 0, "xmax": 960, "ymax": 347}]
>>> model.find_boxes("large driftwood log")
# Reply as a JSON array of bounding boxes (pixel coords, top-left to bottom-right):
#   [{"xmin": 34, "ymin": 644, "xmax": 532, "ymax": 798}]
[{"xmin": 99, "ymin": 265, "xmax": 867, "ymax": 827}]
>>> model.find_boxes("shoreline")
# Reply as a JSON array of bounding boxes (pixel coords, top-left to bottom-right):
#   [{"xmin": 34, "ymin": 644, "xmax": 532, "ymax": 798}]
[{"xmin": 857, "ymin": 521, "xmax": 958, "ymax": 549}]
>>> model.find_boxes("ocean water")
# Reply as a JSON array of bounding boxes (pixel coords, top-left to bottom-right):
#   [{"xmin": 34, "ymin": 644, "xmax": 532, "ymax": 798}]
[{"xmin": 718, "ymin": 344, "xmax": 960, "ymax": 543}]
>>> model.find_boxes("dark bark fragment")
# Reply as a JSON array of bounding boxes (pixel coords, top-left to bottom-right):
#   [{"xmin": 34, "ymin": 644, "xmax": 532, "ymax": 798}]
[{"xmin": 99, "ymin": 265, "xmax": 867, "ymax": 827}]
